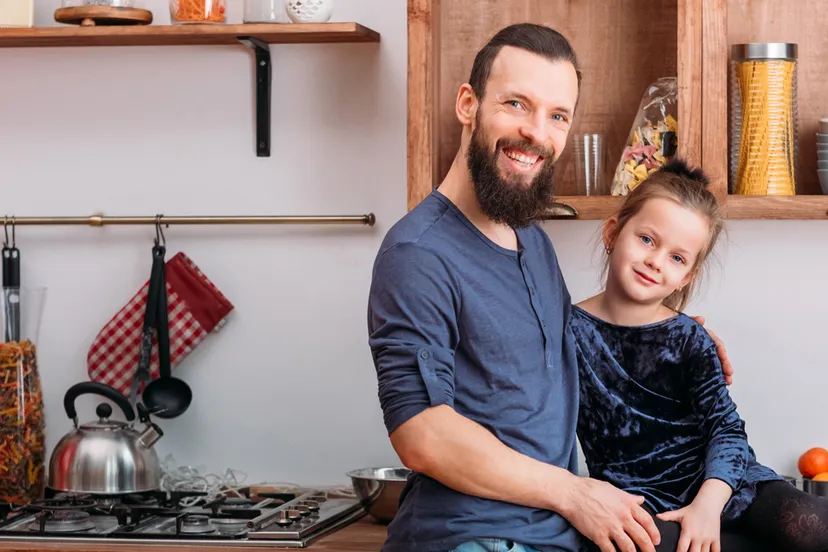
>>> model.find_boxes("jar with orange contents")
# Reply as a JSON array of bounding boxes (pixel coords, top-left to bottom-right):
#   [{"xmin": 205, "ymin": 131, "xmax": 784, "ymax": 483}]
[{"xmin": 169, "ymin": 0, "xmax": 226, "ymax": 23}]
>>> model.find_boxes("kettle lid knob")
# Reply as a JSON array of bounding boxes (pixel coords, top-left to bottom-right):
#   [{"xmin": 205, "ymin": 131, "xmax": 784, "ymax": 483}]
[{"xmin": 96, "ymin": 403, "xmax": 113, "ymax": 420}]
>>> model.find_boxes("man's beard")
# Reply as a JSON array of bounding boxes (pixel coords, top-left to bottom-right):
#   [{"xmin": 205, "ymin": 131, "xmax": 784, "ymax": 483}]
[{"xmin": 466, "ymin": 120, "xmax": 557, "ymax": 229}]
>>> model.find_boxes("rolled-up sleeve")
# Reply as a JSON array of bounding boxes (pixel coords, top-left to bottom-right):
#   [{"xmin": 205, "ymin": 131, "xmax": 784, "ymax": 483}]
[
  {"xmin": 367, "ymin": 242, "xmax": 459, "ymax": 435},
  {"xmin": 688, "ymin": 339, "xmax": 749, "ymax": 491}
]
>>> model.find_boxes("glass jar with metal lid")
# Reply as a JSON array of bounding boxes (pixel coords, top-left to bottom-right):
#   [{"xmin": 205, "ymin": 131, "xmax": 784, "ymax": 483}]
[{"xmin": 729, "ymin": 43, "xmax": 798, "ymax": 195}]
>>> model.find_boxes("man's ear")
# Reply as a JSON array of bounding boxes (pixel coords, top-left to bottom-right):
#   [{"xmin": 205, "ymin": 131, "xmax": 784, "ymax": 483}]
[
  {"xmin": 602, "ymin": 217, "xmax": 618, "ymax": 253},
  {"xmin": 456, "ymin": 83, "xmax": 478, "ymax": 127}
]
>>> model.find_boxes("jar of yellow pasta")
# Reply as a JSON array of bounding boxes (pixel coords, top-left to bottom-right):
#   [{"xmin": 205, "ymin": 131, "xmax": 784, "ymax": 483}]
[{"xmin": 729, "ymin": 43, "xmax": 798, "ymax": 195}]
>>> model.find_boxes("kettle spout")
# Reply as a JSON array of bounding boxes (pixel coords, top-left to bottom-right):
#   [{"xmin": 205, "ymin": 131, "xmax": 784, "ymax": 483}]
[{"xmin": 137, "ymin": 422, "xmax": 164, "ymax": 449}]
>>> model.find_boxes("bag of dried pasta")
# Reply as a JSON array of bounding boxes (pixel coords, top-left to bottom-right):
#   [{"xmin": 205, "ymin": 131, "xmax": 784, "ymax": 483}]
[{"xmin": 610, "ymin": 77, "xmax": 679, "ymax": 196}]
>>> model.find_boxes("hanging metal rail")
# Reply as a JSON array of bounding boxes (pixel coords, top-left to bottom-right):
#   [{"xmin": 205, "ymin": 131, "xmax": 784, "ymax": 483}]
[{"xmin": 0, "ymin": 213, "xmax": 376, "ymax": 228}]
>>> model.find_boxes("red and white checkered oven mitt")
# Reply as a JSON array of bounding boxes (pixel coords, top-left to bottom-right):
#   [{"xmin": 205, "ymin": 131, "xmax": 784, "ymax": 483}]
[{"xmin": 87, "ymin": 252, "xmax": 234, "ymax": 395}]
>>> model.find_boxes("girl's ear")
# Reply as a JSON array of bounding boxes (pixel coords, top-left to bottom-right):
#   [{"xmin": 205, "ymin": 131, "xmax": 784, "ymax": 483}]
[{"xmin": 602, "ymin": 217, "xmax": 618, "ymax": 253}]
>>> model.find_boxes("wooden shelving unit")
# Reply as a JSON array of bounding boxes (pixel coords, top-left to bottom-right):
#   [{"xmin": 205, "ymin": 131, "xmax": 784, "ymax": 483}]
[
  {"xmin": 0, "ymin": 22, "xmax": 380, "ymax": 157},
  {"xmin": 0, "ymin": 23, "xmax": 379, "ymax": 48},
  {"xmin": 704, "ymin": 0, "xmax": 828, "ymax": 220},
  {"xmin": 407, "ymin": 0, "xmax": 828, "ymax": 221}
]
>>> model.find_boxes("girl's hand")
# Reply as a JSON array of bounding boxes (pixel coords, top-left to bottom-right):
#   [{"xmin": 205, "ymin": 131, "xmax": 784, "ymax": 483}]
[{"xmin": 657, "ymin": 504, "xmax": 721, "ymax": 552}]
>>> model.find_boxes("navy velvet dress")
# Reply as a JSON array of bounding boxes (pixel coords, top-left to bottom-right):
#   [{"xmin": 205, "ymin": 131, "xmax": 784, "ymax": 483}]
[{"xmin": 570, "ymin": 306, "xmax": 782, "ymax": 523}]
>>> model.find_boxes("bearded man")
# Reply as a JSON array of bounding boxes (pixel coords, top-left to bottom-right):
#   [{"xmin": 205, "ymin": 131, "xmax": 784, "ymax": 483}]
[{"xmin": 367, "ymin": 23, "xmax": 730, "ymax": 552}]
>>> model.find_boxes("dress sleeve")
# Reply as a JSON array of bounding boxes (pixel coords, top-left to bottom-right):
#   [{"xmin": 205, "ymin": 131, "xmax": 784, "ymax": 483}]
[
  {"xmin": 686, "ymin": 336, "xmax": 749, "ymax": 491},
  {"xmin": 367, "ymin": 242, "xmax": 460, "ymax": 435}
]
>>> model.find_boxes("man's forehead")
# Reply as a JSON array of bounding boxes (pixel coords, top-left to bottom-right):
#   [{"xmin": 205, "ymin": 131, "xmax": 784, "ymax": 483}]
[{"xmin": 486, "ymin": 46, "xmax": 578, "ymax": 108}]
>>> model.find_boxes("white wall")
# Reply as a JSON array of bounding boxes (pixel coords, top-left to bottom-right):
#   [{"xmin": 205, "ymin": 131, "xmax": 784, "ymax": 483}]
[
  {"xmin": 1, "ymin": 0, "xmax": 823, "ymax": 489},
  {"xmin": 1, "ymin": 0, "xmax": 406, "ymax": 486}
]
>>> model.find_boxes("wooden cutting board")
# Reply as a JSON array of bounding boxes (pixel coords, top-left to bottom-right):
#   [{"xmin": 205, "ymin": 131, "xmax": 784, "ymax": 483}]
[{"xmin": 54, "ymin": 6, "xmax": 153, "ymax": 26}]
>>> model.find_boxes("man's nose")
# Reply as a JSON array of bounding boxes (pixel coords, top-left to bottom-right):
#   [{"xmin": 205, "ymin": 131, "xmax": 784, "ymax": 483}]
[{"xmin": 518, "ymin": 114, "xmax": 548, "ymax": 146}]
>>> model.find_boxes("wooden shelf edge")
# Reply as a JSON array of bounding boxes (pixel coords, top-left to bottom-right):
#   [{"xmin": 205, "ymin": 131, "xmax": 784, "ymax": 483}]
[
  {"xmin": 540, "ymin": 196, "xmax": 622, "ymax": 221},
  {"xmin": 544, "ymin": 196, "xmax": 828, "ymax": 221},
  {"xmin": 0, "ymin": 22, "xmax": 380, "ymax": 48},
  {"xmin": 724, "ymin": 195, "xmax": 828, "ymax": 220}
]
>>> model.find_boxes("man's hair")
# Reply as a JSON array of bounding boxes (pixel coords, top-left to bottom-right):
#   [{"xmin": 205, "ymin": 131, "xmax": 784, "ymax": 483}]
[{"xmin": 468, "ymin": 23, "xmax": 582, "ymax": 100}]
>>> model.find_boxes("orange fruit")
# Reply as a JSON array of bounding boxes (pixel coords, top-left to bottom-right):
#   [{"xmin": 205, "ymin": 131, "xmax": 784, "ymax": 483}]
[
  {"xmin": 799, "ymin": 447, "xmax": 828, "ymax": 478},
  {"xmin": 813, "ymin": 472, "xmax": 828, "ymax": 481}
]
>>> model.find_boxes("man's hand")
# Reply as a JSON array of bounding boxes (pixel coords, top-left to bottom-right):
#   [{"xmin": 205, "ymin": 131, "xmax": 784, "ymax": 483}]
[
  {"xmin": 562, "ymin": 478, "xmax": 661, "ymax": 552},
  {"xmin": 691, "ymin": 316, "xmax": 733, "ymax": 385}
]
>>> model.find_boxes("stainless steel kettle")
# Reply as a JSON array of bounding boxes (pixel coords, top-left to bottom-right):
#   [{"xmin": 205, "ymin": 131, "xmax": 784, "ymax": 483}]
[{"xmin": 48, "ymin": 381, "xmax": 163, "ymax": 494}]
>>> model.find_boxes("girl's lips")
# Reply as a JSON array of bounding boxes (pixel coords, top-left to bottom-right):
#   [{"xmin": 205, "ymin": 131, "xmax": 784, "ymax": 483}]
[{"xmin": 634, "ymin": 269, "xmax": 657, "ymax": 285}]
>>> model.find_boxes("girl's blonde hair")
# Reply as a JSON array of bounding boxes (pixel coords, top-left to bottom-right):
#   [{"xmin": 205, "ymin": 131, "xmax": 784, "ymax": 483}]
[{"xmin": 602, "ymin": 158, "xmax": 724, "ymax": 312}]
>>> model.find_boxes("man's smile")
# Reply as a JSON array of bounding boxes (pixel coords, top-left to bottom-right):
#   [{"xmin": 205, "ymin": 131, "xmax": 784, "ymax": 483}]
[{"xmin": 501, "ymin": 146, "xmax": 544, "ymax": 173}]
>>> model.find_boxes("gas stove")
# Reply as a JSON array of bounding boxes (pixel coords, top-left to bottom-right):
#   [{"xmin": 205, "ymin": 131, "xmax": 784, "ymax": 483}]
[{"xmin": 0, "ymin": 487, "xmax": 365, "ymax": 548}]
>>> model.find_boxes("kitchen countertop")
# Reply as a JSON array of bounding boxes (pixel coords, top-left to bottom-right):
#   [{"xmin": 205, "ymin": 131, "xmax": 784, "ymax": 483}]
[{"xmin": 0, "ymin": 517, "xmax": 388, "ymax": 552}]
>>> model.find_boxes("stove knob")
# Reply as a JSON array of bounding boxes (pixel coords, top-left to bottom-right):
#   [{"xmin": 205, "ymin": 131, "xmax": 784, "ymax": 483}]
[
  {"xmin": 295, "ymin": 505, "xmax": 311, "ymax": 516},
  {"xmin": 307, "ymin": 495, "xmax": 327, "ymax": 503},
  {"xmin": 303, "ymin": 500, "xmax": 320, "ymax": 512},
  {"xmin": 287, "ymin": 509, "xmax": 302, "ymax": 522},
  {"xmin": 275, "ymin": 511, "xmax": 292, "ymax": 526}
]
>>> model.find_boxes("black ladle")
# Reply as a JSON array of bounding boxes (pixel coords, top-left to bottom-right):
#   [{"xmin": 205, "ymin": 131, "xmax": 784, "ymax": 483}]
[{"xmin": 140, "ymin": 236, "xmax": 192, "ymax": 419}]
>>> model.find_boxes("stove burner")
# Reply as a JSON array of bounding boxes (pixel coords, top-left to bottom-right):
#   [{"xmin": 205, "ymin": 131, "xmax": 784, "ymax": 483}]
[
  {"xmin": 29, "ymin": 511, "xmax": 95, "ymax": 533},
  {"xmin": 28, "ymin": 496, "xmax": 97, "ymax": 512},
  {"xmin": 122, "ymin": 495, "xmax": 159, "ymax": 507},
  {"xmin": 212, "ymin": 518, "xmax": 248, "ymax": 535},
  {"xmin": 179, "ymin": 514, "xmax": 215, "ymax": 535}
]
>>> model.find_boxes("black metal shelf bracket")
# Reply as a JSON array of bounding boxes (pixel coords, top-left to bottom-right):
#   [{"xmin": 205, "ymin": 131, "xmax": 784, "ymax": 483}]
[{"xmin": 238, "ymin": 36, "xmax": 272, "ymax": 157}]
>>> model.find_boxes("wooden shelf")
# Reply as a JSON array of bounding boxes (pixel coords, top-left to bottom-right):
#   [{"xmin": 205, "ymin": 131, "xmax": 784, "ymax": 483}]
[
  {"xmin": 0, "ymin": 22, "xmax": 380, "ymax": 48},
  {"xmin": 0, "ymin": 22, "xmax": 380, "ymax": 157},
  {"xmin": 540, "ymin": 196, "xmax": 621, "ymax": 220},
  {"xmin": 724, "ymin": 195, "xmax": 828, "ymax": 220}
]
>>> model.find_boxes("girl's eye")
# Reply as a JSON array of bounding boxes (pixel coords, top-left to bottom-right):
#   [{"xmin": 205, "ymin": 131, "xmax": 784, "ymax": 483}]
[
  {"xmin": 671, "ymin": 255, "xmax": 685, "ymax": 264},
  {"xmin": 640, "ymin": 235, "xmax": 652, "ymax": 245}
]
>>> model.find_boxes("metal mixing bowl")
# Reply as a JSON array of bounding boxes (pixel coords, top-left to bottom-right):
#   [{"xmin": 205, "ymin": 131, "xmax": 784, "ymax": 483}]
[
  {"xmin": 346, "ymin": 467, "xmax": 411, "ymax": 524},
  {"xmin": 803, "ymin": 477, "xmax": 828, "ymax": 497}
]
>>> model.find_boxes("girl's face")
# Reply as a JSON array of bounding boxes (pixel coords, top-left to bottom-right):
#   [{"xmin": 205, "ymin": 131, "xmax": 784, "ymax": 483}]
[{"xmin": 604, "ymin": 197, "xmax": 710, "ymax": 307}]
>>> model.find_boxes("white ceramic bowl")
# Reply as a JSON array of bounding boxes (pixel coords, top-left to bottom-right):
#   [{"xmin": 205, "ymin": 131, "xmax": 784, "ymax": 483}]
[{"xmin": 818, "ymin": 169, "xmax": 828, "ymax": 194}]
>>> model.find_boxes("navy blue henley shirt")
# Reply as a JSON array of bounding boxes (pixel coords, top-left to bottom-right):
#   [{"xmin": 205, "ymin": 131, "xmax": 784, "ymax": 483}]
[{"xmin": 367, "ymin": 190, "xmax": 584, "ymax": 552}]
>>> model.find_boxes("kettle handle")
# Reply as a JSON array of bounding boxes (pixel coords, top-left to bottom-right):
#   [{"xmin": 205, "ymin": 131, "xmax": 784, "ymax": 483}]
[{"xmin": 64, "ymin": 382, "xmax": 136, "ymax": 423}]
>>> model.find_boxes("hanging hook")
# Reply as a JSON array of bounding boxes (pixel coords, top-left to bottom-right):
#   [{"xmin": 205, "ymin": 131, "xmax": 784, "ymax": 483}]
[
  {"xmin": 3, "ymin": 216, "xmax": 13, "ymax": 248},
  {"xmin": 154, "ymin": 214, "xmax": 166, "ymax": 247},
  {"xmin": 10, "ymin": 216, "xmax": 15, "ymax": 248}
]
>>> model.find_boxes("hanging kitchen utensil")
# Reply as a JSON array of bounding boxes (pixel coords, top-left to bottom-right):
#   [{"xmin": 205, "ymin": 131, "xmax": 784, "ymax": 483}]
[
  {"xmin": 87, "ymin": 245, "xmax": 234, "ymax": 397},
  {"xmin": 140, "ymin": 219, "xmax": 192, "ymax": 419},
  {"xmin": 2, "ymin": 217, "xmax": 20, "ymax": 343},
  {"xmin": 127, "ymin": 237, "xmax": 162, "ymax": 413}
]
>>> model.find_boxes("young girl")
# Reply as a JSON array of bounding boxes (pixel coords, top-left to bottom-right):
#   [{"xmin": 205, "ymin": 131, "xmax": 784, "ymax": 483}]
[{"xmin": 572, "ymin": 159, "xmax": 828, "ymax": 552}]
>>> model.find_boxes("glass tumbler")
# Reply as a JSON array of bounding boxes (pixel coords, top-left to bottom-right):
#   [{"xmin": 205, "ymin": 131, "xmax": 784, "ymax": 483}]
[
  {"xmin": 572, "ymin": 134, "xmax": 608, "ymax": 195},
  {"xmin": 244, "ymin": 0, "xmax": 288, "ymax": 22}
]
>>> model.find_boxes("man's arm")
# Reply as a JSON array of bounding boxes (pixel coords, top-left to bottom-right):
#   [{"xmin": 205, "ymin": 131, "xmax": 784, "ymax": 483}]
[
  {"xmin": 368, "ymin": 242, "xmax": 660, "ymax": 552},
  {"xmin": 391, "ymin": 404, "xmax": 661, "ymax": 552}
]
